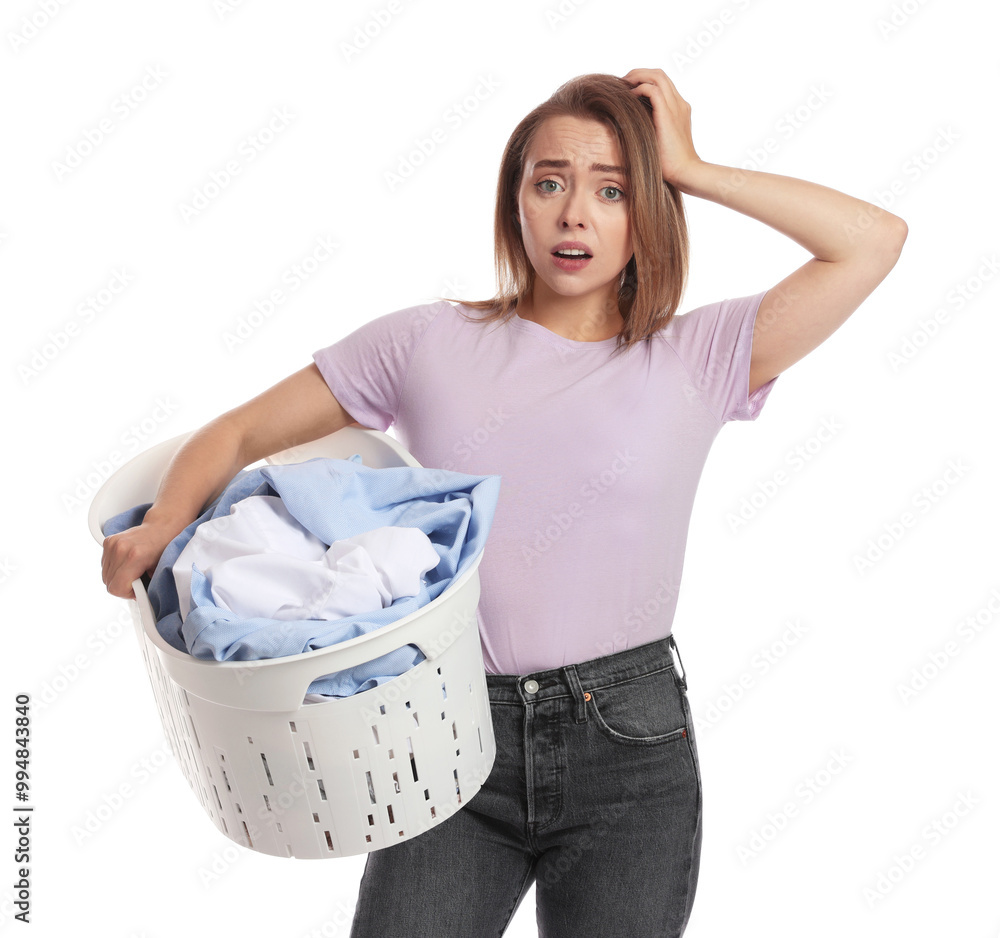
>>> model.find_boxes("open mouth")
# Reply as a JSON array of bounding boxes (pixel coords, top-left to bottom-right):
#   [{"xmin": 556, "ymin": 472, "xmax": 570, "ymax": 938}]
[{"xmin": 552, "ymin": 251, "xmax": 592, "ymax": 258}]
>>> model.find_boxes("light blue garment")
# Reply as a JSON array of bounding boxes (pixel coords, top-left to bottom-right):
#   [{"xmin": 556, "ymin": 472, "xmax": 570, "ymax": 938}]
[{"xmin": 102, "ymin": 455, "xmax": 501, "ymax": 698}]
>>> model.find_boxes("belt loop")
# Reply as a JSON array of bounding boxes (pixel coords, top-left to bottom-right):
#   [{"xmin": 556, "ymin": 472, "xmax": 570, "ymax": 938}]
[
  {"xmin": 667, "ymin": 634, "xmax": 688, "ymax": 692},
  {"xmin": 563, "ymin": 664, "xmax": 588, "ymax": 724}
]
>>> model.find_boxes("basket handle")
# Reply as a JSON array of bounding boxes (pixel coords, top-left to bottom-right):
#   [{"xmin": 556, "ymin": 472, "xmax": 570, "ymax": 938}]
[{"xmin": 144, "ymin": 557, "xmax": 483, "ymax": 712}]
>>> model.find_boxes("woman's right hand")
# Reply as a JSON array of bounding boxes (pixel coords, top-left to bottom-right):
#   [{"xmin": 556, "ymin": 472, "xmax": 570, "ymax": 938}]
[{"xmin": 101, "ymin": 521, "xmax": 176, "ymax": 599}]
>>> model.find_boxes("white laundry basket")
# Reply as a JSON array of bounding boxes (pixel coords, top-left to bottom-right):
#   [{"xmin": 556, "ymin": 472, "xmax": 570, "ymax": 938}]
[{"xmin": 88, "ymin": 426, "xmax": 497, "ymax": 859}]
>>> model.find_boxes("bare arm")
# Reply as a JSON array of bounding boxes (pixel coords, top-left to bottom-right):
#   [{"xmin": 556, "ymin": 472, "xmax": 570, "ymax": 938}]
[{"xmin": 101, "ymin": 363, "xmax": 357, "ymax": 598}]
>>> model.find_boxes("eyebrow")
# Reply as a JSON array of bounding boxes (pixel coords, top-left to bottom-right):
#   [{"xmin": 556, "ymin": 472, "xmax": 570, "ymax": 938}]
[{"xmin": 532, "ymin": 159, "xmax": 626, "ymax": 175}]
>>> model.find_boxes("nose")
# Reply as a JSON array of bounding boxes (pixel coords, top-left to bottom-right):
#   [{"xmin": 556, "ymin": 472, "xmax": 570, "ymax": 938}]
[{"xmin": 558, "ymin": 185, "xmax": 590, "ymax": 229}]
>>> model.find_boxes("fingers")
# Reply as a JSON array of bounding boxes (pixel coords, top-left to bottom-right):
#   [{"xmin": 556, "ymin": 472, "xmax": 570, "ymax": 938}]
[
  {"xmin": 101, "ymin": 531, "xmax": 151, "ymax": 599},
  {"xmin": 620, "ymin": 68, "xmax": 684, "ymax": 102}
]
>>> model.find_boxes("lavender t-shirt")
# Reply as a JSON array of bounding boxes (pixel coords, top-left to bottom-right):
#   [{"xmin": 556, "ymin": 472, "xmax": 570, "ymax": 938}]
[{"xmin": 312, "ymin": 292, "xmax": 778, "ymax": 675}]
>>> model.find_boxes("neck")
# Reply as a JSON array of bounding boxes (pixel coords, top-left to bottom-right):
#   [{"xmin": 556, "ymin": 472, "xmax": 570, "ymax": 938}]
[{"xmin": 518, "ymin": 283, "xmax": 623, "ymax": 342}]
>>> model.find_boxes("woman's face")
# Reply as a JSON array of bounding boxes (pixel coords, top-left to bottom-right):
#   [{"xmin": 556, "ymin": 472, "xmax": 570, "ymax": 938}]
[{"xmin": 516, "ymin": 115, "xmax": 633, "ymax": 306}]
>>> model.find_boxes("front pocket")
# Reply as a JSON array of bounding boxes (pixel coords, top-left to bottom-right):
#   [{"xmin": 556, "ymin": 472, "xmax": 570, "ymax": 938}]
[{"xmin": 588, "ymin": 668, "xmax": 689, "ymax": 746}]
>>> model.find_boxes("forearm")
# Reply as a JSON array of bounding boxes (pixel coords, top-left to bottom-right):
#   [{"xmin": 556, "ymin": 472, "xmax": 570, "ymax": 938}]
[
  {"xmin": 671, "ymin": 160, "xmax": 906, "ymax": 262},
  {"xmin": 141, "ymin": 417, "xmax": 247, "ymax": 540}
]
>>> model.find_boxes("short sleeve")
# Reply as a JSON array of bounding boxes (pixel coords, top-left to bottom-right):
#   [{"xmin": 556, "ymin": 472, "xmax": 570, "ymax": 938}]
[
  {"xmin": 670, "ymin": 290, "xmax": 778, "ymax": 423},
  {"xmin": 312, "ymin": 302, "xmax": 441, "ymax": 431}
]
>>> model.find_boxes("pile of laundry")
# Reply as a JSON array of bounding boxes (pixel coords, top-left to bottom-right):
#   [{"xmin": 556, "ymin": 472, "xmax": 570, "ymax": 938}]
[{"xmin": 102, "ymin": 454, "xmax": 501, "ymax": 699}]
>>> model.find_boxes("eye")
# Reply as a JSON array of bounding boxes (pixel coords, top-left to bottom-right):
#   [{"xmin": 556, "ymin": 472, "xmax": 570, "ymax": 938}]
[
  {"xmin": 532, "ymin": 180, "xmax": 627, "ymax": 203},
  {"xmin": 534, "ymin": 179, "xmax": 560, "ymax": 194}
]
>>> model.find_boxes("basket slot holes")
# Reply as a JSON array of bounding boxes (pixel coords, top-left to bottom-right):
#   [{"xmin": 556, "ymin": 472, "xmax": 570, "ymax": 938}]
[
  {"xmin": 454, "ymin": 768, "xmax": 462, "ymax": 804},
  {"xmin": 424, "ymin": 789, "xmax": 429, "ymax": 800},
  {"xmin": 371, "ymin": 725, "xmax": 380, "ymax": 746},
  {"xmin": 441, "ymin": 681, "xmax": 447, "ymax": 700},
  {"xmin": 368, "ymin": 814, "xmax": 374, "ymax": 827},
  {"xmin": 412, "ymin": 711, "xmax": 419, "ymax": 727},
  {"xmin": 353, "ymin": 749, "xmax": 360, "ymax": 760},
  {"xmin": 387, "ymin": 804, "xmax": 395, "ymax": 824},
  {"xmin": 263, "ymin": 794, "xmax": 272, "ymax": 813},
  {"xmin": 379, "ymin": 704, "xmax": 386, "ymax": 715},
  {"xmin": 212, "ymin": 785, "xmax": 223, "ymax": 811},
  {"xmin": 289, "ymin": 721, "xmax": 297, "ymax": 733},
  {"xmin": 430, "ymin": 806, "xmax": 437, "ymax": 818},
  {"xmin": 437, "ymin": 666, "xmax": 442, "ymax": 674},
  {"xmin": 388, "ymin": 749, "xmax": 394, "ymax": 760},
  {"xmin": 392, "ymin": 772, "xmax": 400, "ymax": 794},
  {"xmin": 317, "ymin": 778, "xmax": 328, "ymax": 802},
  {"xmin": 235, "ymin": 802, "xmax": 243, "ymax": 815},
  {"xmin": 452, "ymin": 720, "xmax": 458, "ymax": 740},
  {"xmin": 324, "ymin": 830, "xmax": 334, "ymax": 851},
  {"xmin": 313, "ymin": 812, "xmax": 320, "ymax": 823},
  {"xmin": 247, "ymin": 736, "xmax": 253, "ymax": 745},
  {"xmin": 478, "ymin": 726, "xmax": 483, "ymax": 752},
  {"xmin": 220, "ymin": 815, "xmax": 228, "ymax": 833},
  {"xmin": 260, "ymin": 752, "xmax": 275, "ymax": 786},
  {"xmin": 303, "ymin": 740, "xmax": 315, "ymax": 771},
  {"xmin": 408, "ymin": 737, "xmax": 419, "ymax": 782},
  {"xmin": 242, "ymin": 821, "xmax": 253, "ymax": 848},
  {"xmin": 221, "ymin": 767, "xmax": 232, "ymax": 793},
  {"xmin": 365, "ymin": 772, "xmax": 376, "ymax": 804},
  {"xmin": 366, "ymin": 834, "xmax": 372, "ymax": 843}
]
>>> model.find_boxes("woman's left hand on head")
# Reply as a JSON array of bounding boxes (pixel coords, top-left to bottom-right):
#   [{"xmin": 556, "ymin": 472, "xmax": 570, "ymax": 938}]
[{"xmin": 620, "ymin": 68, "xmax": 702, "ymax": 187}]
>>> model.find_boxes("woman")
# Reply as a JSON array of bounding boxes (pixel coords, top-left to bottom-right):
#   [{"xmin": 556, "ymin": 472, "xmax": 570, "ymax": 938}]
[{"xmin": 102, "ymin": 68, "xmax": 906, "ymax": 935}]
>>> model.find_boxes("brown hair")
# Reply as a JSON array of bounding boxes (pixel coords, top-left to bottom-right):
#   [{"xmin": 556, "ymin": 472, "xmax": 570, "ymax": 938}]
[{"xmin": 438, "ymin": 72, "xmax": 690, "ymax": 357}]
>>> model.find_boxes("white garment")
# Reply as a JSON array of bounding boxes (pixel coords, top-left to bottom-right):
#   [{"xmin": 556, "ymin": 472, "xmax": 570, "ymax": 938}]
[{"xmin": 172, "ymin": 494, "xmax": 440, "ymax": 622}]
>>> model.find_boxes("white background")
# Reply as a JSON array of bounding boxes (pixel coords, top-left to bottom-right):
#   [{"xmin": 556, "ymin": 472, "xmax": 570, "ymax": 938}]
[{"xmin": 3, "ymin": 0, "xmax": 998, "ymax": 935}]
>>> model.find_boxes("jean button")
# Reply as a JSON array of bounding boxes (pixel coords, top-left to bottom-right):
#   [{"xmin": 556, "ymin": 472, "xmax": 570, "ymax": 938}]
[{"xmin": 523, "ymin": 679, "xmax": 539, "ymax": 694}]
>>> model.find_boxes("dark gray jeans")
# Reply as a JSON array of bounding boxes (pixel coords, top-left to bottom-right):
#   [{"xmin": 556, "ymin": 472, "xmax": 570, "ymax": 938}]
[{"xmin": 350, "ymin": 635, "xmax": 702, "ymax": 937}]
